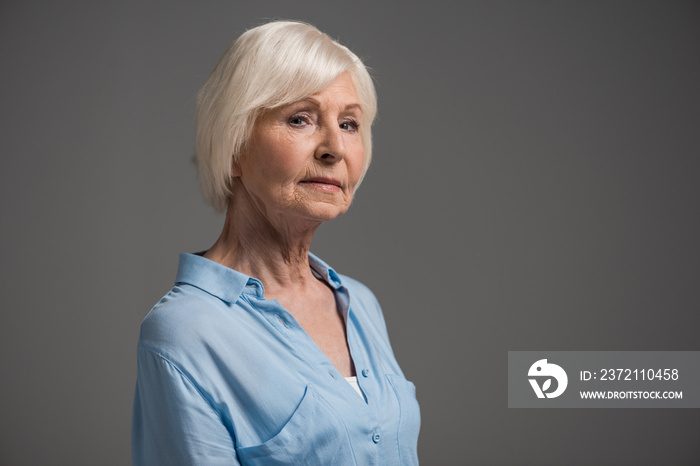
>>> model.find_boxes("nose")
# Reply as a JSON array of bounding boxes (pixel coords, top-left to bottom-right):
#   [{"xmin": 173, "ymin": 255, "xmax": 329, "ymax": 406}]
[{"xmin": 315, "ymin": 124, "xmax": 346, "ymax": 164}]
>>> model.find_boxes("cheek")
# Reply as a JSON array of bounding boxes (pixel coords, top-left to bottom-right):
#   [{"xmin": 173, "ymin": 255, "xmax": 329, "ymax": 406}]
[
  {"xmin": 265, "ymin": 154, "xmax": 308, "ymax": 189},
  {"xmin": 249, "ymin": 137, "xmax": 307, "ymax": 184},
  {"xmin": 348, "ymin": 146, "xmax": 366, "ymax": 186}
]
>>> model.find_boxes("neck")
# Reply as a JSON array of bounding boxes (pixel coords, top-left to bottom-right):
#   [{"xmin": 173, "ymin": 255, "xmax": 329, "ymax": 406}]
[{"xmin": 204, "ymin": 185, "xmax": 321, "ymax": 295}]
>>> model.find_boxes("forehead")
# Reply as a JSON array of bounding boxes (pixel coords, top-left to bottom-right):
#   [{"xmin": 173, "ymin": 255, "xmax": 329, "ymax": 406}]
[
  {"xmin": 300, "ymin": 73, "xmax": 362, "ymax": 111},
  {"xmin": 314, "ymin": 73, "xmax": 358, "ymax": 98}
]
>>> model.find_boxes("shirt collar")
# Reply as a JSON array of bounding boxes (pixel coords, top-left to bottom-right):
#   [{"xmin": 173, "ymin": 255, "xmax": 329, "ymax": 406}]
[
  {"xmin": 175, "ymin": 252, "xmax": 343, "ymax": 303},
  {"xmin": 308, "ymin": 252, "xmax": 343, "ymax": 289},
  {"xmin": 175, "ymin": 253, "xmax": 251, "ymax": 303}
]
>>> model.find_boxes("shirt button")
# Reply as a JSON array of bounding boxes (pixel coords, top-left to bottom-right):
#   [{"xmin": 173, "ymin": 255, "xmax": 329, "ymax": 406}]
[
  {"xmin": 362, "ymin": 368, "xmax": 370, "ymax": 378},
  {"xmin": 372, "ymin": 433, "xmax": 381, "ymax": 443}
]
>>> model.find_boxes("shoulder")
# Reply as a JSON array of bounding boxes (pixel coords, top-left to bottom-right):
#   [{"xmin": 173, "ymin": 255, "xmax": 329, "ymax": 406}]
[
  {"xmin": 137, "ymin": 284, "xmax": 233, "ymax": 362},
  {"xmin": 338, "ymin": 274, "xmax": 378, "ymax": 303},
  {"xmin": 338, "ymin": 274, "xmax": 390, "ymax": 334}
]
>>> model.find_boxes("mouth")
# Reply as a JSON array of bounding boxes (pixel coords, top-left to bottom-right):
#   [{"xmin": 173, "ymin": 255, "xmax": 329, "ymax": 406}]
[{"xmin": 299, "ymin": 177, "xmax": 342, "ymax": 192}]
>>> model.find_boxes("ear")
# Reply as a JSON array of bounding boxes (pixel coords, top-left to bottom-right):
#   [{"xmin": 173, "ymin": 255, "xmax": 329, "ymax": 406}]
[{"xmin": 231, "ymin": 155, "xmax": 242, "ymax": 177}]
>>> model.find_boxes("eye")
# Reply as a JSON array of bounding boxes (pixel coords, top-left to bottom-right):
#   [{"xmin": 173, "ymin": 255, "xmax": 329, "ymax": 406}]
[
  {"xmin": 288, "ymin": 113, "xmax": 311, "ymax": 127},
  {"xmin": 340, "ymin": 119, "xmax": 360, "ymax": 132}
]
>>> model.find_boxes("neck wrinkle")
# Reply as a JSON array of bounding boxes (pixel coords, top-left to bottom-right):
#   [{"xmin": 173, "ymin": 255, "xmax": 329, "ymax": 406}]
[{"xmin": 204, "ymin": 182, "xmax": 322, "ymax": 296}]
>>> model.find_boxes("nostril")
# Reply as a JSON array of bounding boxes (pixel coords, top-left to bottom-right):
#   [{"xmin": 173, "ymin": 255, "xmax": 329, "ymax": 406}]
[{"xmin": 316, "ymin": 150, "xmax": 341, "ymax": 162}]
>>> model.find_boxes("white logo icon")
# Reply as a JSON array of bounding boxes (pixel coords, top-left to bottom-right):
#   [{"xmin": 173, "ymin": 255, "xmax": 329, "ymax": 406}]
[{"xmin": 528, "ymin": 359, "xmax": 568, "ymax": 398}]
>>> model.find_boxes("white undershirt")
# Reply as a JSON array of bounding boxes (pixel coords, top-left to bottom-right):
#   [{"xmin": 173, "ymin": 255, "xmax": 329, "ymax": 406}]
[{"xmin": 345, "ymin": 376, "xmax": 364, "ymax": 399}]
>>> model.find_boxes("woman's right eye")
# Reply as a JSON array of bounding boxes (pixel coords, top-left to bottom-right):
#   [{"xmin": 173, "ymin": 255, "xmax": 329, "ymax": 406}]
[{"xmin": 289, "ymin": 114, "xmax": 310, "ymax": 126}]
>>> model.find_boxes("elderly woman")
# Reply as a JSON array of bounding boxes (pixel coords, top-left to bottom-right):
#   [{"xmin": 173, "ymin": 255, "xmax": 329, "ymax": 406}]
[{"xmin": 132, "ymin": 21, "xmax": 420, "ymax": 465}]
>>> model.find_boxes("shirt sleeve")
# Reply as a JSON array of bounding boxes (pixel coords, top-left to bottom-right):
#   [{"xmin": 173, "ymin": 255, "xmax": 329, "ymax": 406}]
[{"xmin": 132, "ymin": 346, "xmax": 240, "ymax": 466}]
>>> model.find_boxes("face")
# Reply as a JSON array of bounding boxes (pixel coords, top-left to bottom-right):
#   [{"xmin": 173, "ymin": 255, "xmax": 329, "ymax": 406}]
[{"xmin": 233, "ymin": 72, "xmax": 365, "ymax": 227}]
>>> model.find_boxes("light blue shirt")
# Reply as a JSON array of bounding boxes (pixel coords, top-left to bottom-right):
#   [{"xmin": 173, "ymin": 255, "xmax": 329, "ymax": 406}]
[{"xmin": 132, "ymin": 253, "xmax": 420, "ymax": 465}]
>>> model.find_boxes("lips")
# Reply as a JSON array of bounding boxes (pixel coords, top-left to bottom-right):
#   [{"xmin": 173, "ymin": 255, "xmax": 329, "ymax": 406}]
[{"xmin": 300, "ymin": 177, "xmax": 341, "ymax": 187}]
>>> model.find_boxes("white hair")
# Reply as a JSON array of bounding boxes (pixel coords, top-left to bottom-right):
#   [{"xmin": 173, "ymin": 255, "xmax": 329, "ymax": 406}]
[{"xmin": 195, "ymin": 20, "xmax": 377, "ymax": 212}]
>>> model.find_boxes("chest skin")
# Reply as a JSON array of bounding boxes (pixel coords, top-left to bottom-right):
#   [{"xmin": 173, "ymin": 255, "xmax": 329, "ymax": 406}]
[{"xmin": 268, "ymin": 278, "xmax": 355, "ymax": 377}]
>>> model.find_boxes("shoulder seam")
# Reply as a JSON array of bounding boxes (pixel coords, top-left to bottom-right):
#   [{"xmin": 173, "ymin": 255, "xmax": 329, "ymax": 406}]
[{"xmin": 137, "ymin": 344, "xmax": 228, "ymax": 425}]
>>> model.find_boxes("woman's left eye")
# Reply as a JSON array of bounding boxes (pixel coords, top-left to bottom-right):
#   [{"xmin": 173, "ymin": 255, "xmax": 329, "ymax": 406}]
[{"xmin": 340, "ymin": 120, "xmax": 359, "ymax": 132}]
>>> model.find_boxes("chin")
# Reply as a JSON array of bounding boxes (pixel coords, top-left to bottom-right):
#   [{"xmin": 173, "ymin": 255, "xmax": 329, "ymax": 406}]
[{"xmin": 299, "ymin": 202, "xmax": 350, "ymax": 223}]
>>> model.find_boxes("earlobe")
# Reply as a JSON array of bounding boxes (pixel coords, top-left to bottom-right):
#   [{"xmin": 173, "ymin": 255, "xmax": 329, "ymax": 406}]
[{"xmin": 231, "ymin": 155, "xmax": 242, "ymax": 177}]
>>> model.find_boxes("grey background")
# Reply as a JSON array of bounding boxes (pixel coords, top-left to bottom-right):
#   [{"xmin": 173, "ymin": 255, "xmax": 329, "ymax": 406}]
[
  {"xmin": 1, "ymin": 1, "xmax": 699, "ymax": 465},
  {"xmin": 508, "ymin": 351, "xmax": 700, "ymax": 408}
]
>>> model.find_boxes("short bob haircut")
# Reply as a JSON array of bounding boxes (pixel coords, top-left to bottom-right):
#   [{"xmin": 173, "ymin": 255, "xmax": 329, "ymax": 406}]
[{"xmin": 195, "ymin": 21, "xmax": 377, "ymax": 212}]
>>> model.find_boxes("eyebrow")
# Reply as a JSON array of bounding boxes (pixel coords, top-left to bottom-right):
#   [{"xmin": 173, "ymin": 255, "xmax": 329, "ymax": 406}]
[{"xmin": 298, "ymin": 97, "xmax": 362, "ymax": 112}]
